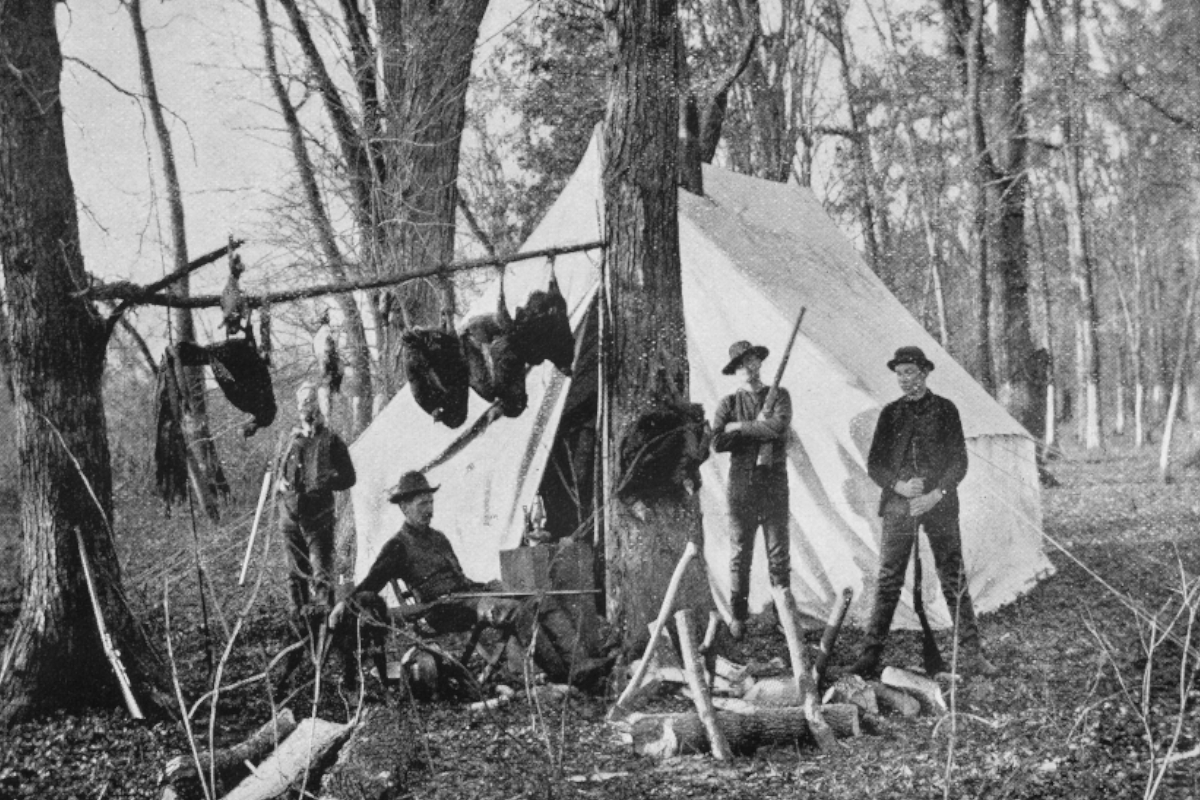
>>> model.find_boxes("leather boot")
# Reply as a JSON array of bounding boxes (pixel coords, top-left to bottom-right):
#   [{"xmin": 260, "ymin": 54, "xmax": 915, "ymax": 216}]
[{"xmin": 849, "ymin": 644, "xmax": 883, "ymax": 678}]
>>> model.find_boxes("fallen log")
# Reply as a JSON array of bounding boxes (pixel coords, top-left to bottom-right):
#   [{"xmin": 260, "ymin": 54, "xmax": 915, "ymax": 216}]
[
  {"xmin": 881, "ymin": 666, "xmax": 946, "ymax": 715},
  {"xmin": 160, "ymin": 710, "xmax": 297, "ymax": 798},
  {"xmin": 771, "ymin": 586, "xmax": 838, "ymax": 752},
  {"xmin": 869, "ymin": 681, "xmax": 921, "ymax": 718},
  {"xmin": 675, "ymin": 609, "xmax": 732, "ymax": 761},
  {"xmin": 318, "ymin": 705, "xmax": 413, "ymax": 800},
  {"xmin": 627, "ymin": 704, "xmax": 861, "ymax": 758},
  {"xmin": 222, "ymin": 718, "xmax": 351, "ymax": 800}
]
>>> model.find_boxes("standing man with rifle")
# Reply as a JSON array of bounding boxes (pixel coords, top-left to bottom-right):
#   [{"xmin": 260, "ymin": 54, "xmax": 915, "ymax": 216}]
[
  {"xmin": 850, "ymin": 346, "xmax": 997, "ymax": 678},
  {"xmin": 711, "ymin": 316, "xmax": 803, "ymax": 640}
]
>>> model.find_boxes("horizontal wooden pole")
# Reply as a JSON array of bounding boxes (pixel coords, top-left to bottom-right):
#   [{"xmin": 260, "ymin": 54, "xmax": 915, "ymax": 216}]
[{"xmin": 89, "ymin": 240, "xmax": 606, "ymax": 311}]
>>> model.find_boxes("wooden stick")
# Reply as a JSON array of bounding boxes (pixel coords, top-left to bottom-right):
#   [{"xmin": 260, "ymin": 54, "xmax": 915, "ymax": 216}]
[
  {"xmin": 91, "ymin": 239, "xmax": 607, "ymax": 310},
  {"xmin": 770, "ymin": 585, "xmax": 837, "ymax": 752},
  {"xmin": 813, "ymin": 587, "xmax": 853, "ymax": 680},
  {"xmin": 75, "ymin": 528, "xmax": 144, "ymax": 719},
  {"xmin": 868, "ymin": 680, "xmax": 921, "ymax": 718},
  {"xmin": 239, "ymin": 470, "xmax": 273, "ymax": 586},
  {"xmin": 609, "ymin": 540, "xmax": 698, "ymax": 719},
  {"xmin": 675, "ymin": 609, "xmax": 733, "ymax": 761}
]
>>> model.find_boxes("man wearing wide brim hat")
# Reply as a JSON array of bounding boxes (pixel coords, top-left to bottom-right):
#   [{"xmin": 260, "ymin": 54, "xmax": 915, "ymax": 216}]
[
  {"xmin": 330, "ymin": 471, "xmax": 617, "ymax": 691},
  {"xmin": 331, "ymin": 470, "xmax": 494, "ymax": 638},
  {"xmin": 851, "ymin": 346, "xmax": 997, "ymax": 679},
  {"xmin": 711, "ymin": 340, "xmax": 793, "ymax": 640}
]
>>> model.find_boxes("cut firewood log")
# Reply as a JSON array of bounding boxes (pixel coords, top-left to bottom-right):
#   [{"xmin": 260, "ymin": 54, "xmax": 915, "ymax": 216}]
[
  {"xmin": 675, "ymin": 609, "xmax": 732, "ymax": 760},
  {"xmin": 627, "ymin": 703, "xmax": 861, "ymax": 758},
  {"xmin": 822, "ymin": 674, "xmax": 879, "ymax": 717},
  {"xmin": 709, "ymin": 699, "xmax": 861, "ymax": 738},
  {"xmin": 771, "ymin": 586, "xmax": 838, "ymax": 752},
  {"xmin": 813, "ymin": 587, "xmax": 854, "ymax": 680},
  {"xmin": 161, "ymin": 709, "xmax": 297, "ymax": 798},
  {"xmin": 742, "ymin": 676, "xmax": 799, "ymax": 707},
  {"xmin": 881, "ymin": 666, "xmax": 946, "ymax": 715},
  {"xmin": 222, "ymin": 718, "xmax": 351, "ymax": 800},
  {"xmin": 868, "ymin": 681, "xmax": 921, "ymax": 718}
]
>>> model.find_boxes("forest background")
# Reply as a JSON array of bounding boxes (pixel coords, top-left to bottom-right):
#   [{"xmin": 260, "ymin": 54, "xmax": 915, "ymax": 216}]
[{"xmin": 1, "ymin": 0, "xmax": 1199, "ymax": 782}]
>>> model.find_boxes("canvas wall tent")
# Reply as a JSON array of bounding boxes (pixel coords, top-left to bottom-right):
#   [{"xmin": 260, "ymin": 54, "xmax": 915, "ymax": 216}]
[{"xmin": 349, "ymin": 136, "xmax": 1054, "ymax": 629}]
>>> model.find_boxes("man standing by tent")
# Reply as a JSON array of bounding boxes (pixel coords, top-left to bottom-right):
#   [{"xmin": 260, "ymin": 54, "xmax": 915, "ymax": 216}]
[
  {"xmin": 851, "ymin": 346, "xmax": 997, "ymax": 677},
  {"xmin": 711, "ymin": 340, "xmax": 793, "ymax": 641},
  {"xmin": 277, "ymin": 382, "xmax": 357, "ymax": 617}
]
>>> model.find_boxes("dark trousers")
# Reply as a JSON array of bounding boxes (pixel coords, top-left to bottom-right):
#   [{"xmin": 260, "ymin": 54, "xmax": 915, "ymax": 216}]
[
  {"xmin": 281, "ymin": 499, "xmax": 336, "ymax": 615},
  {"xmin": 864, "ymin": 497, "xmax": 979, "ymax": 653},
  {"xmin": 728, "ymin": 472, "xmax": 790, "ymax": 621}
]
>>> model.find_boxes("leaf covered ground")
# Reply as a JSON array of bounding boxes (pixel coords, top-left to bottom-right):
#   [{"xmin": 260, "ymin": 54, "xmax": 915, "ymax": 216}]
[{"xmin": 1, "ymin": 447, "xmax": 1199, "ymax": 800}]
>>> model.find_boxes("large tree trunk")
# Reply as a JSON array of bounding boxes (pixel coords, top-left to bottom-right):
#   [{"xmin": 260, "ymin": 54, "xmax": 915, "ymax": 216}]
[
  {"xmin": 0, "ymin": 0, "xmax": 168, "ymax": 723},
  {"xmin": 603, "ymin": 0, "xmax": 711, "ymax": 650},
  {"xmin": 1053, "ymin": 0, "xmax": 1103, "ymax": 449},
  {"xmin": 376, "ymin": 0, "xmax": 488, "ymax": 379},
  {"xmin": 990, "ymin": 0, "xmax": 1042, "ymax": 435},
  {"xmin": 129, "ymin": 0, "xmax": 227, "ymax": 513}
]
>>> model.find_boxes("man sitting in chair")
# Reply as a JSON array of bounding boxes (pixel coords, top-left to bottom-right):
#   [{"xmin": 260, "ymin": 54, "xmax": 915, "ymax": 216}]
[
  {"xmin": 330, "ymin": 471, "xmax": 516, "ymax": 636},
  {"xmin": 330, "ymin": 470, "xmax": 614, "ymax": 692}
]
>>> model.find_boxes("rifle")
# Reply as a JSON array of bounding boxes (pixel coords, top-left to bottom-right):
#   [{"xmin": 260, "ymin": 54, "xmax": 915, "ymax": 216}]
[
  {"xmin": 911, "ymin": 539, "xmax": 946, "ymax": 676},
  {"xmin": 389, "ymin": 588, "xmax": 603, "ymax": 622},
  {"xmin": 756, "ymin": 306, "xmax": 807, "ymax": 466},
  {"xmin": 75, "ymin": 528, "xmax": 144, "ymax": 719}
]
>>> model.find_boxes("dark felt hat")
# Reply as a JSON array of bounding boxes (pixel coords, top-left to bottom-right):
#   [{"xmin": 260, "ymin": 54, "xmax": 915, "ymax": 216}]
[
  {"xmin": 722, "ymin": 340, "xmax": 770, "ymax": 375},
  {"xmin": 388, "ymin": 471, "xmax": 439, "ymax": 504},
  {"xmin": 887, "ymin": 345, "xmax": 935, "ymax": 373}
]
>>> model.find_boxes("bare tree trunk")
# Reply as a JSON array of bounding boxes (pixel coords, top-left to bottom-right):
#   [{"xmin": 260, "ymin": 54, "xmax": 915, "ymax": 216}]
[
  {"xmin": 0, "ymin": 0, "xmax": 168, "ymax": 723},
  {"xmin": 821, "ymin": 0, "xmax": 884, "ymax": 272},
  {"xmin": 1158, "ymin": 240, "xmax": 1200, "ymax": 483},
  {"xmin": 255, "ymin": 0, "xmax": 374, "ymax": 435},
  {"xmin": 990, "ymin": 0, "xmax": 1042, "ymax": 433},
  {"xmin": 276, "ymin": 0, "xmax": 380, "ymax": 426},
  {"xmin": 376, "ymin": 0, "xmax": 488, "ymax": 374},
  {"xmin": 129, "ymin": 0, "xmax": 227, "ymax": 510},
  {"xmin": 965, "ymin": 0, "xmax": 995, "ymax": 392},
  {"xmin": 603, "ymin": 0, "xmax": 710, "ymax": 650},
  {"xmin": 1031, "ymin": 185, "xmax": 1058, "ymax": 450}
]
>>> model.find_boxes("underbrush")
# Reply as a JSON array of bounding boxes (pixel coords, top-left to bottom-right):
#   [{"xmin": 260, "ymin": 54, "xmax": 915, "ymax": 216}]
[{"xmin": 1, "ymin": 445, "xmax": 1198, "ymax": 799}]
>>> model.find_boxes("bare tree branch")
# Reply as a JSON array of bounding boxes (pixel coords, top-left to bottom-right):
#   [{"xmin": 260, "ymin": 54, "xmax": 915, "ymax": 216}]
[{"xmin": 89, "ymin": 240, "xmax": 607, "ymax": 310}]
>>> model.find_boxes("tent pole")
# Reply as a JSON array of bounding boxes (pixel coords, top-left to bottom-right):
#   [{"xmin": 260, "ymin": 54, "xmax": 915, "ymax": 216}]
[{"xmin": 598, "ymin": 235, "xmax": 614, "ymax": 619}]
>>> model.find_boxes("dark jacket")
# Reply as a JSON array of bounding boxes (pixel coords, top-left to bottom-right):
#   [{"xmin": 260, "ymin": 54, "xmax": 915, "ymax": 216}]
[
  {"xmin": 353, "ymin": 521, "xmax": 481, "ymax": 602},
  {"xmin": 866, "ymin": 391, "xmax": 968, "ymax": 515},
  {"xmin": 711, "ymin": 386, "xmax": 791, "ymax": 506},
  {"xmin": 279, "ymin": 425, "xmax": 356, "ymax": 516}
]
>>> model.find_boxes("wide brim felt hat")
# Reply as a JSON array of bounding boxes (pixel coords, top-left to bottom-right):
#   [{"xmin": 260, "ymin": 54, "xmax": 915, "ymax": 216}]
[
  {"xmin": 387, "ymin": 471, "xmax": 440, "ymax": 504},
  {"xmin": 887, "ymin": 346, "xmax": 935, "ymax": 372},
  {"xmin": 722, "ymin": 341, "xmax": 770, "ymax": 375}
]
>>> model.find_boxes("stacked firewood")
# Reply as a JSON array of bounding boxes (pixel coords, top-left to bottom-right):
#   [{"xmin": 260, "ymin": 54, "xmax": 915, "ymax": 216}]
[{"xmin": 604, "ymin": 543, "xmax": 952, "ymax": 759}]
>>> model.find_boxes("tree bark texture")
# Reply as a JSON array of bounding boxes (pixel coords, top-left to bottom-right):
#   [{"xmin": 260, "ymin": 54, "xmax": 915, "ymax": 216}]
[
  {"xmin": 602, "ymin": 0, "xmax": 711, "ymax": 650},
  {"xmin": 989, "ymin": 0, "xmax": 1043, "ymax": 434},
  {"xmin": 0, "ymin": 0, "xmax": 167, "ymax": 723},
  {"xmin": 376, "ymin": 0, "xmax": 488, "ymax": 378}
]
